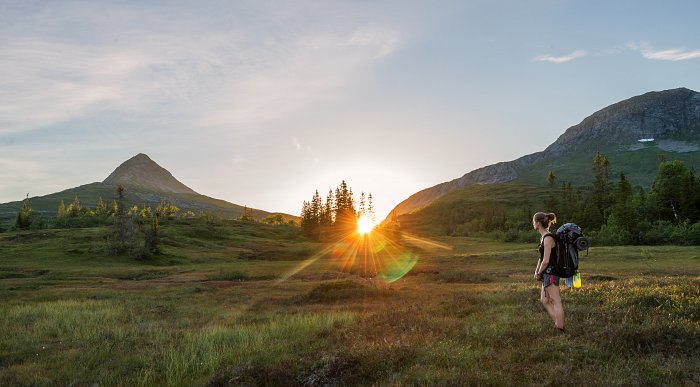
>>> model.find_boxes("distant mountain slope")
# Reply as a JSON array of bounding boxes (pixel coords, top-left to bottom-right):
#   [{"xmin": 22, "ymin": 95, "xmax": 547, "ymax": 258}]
[
  {"xmin": 0, "ymin": 154, "xmax": 295, "ymax": 225},
  {"xmin": 390, "ymin": 88, "xmax": 700, "ymax": 219},
  {"xmin": 103, "ymin": 153, "xmax": 197, "ymax": 194}
]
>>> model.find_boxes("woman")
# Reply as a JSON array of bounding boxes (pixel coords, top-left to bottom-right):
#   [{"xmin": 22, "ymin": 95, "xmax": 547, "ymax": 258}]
[{"xmin": 533, "ymin": 212, "xmax": 565, "ymax": 333}]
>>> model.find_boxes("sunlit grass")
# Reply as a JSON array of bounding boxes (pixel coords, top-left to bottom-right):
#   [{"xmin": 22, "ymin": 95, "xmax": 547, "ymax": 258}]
[{"xmin": 0, "ymin": 224, "xmax": 698, "ymax": 385}]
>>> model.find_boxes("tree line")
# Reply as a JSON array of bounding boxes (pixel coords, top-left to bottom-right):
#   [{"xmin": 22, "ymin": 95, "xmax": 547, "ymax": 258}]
[
  {"xmin": 548, "ymin": 153, "xmax": 700, "ymax": 245},
  {"xmin": 11, "ymin": 194, "xmax": 186, "ymax": 231},
  {"xmin": 300, "ymin": 180, "xmax": 376, "ymax": 239}
]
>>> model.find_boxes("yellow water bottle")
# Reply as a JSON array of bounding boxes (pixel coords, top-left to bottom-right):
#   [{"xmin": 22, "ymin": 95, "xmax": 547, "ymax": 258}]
[{"xmin": 573, "ymin": 271, "xmax": 581, "ymax": 288}]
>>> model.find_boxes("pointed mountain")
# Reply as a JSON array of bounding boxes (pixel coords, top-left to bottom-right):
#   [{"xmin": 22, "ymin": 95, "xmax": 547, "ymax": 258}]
[
  {"xmin": 389, "ymin": 87, "xmax": 700, "ymax": 219},
  {"xmin": 0, "ymin": 154, "xmax": 296, "ymax": 224},
  {"xmin": 103, "ymin": 153, "xmax": 197, "ymax": 194}
]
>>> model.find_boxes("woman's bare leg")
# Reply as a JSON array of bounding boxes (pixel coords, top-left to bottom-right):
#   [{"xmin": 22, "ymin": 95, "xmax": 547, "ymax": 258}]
[
  {"xmin": 546, "ymin": 285, "xmax": 565, "ymax": 329},
  {"xmin": 540, "ymin": 286, "xmax": 556, "ymax": 320}
]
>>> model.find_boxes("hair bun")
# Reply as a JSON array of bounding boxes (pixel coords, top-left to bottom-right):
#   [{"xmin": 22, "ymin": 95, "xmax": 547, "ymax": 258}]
[{"xmin": 548, "ymin": 213, "xmax": 557, "ymax": 223}]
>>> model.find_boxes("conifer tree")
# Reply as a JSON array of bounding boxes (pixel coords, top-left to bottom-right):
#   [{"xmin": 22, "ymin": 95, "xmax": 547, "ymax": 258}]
[
  {"xmin": 140, "ymin": 210, "xmax": 160, "ymax": 259},
  {"xmin": 300, "ymin": 200, "xmax": 313, "ymax": 235},
  {"xmin": 113, "ymin": 184, "xmax": 132, "ymax": 254},
  {"xmin": 67, "ymin": 196, "xmax": 81, "ymax": 218},
  {"xmin": 609, "ymin": 172, "xmax": 637, "ymax": 233},
  {"xmin": 95, "ymin": 197, "xmax": 106, "ymax": 216},
  {"xmin": 367, "ymin": 193, "xmax": 375, "ymax": 224},
  {"xmin": 650, "ymin": 160, "xmax": 692, "ymax": 222},
  {"xmin": 321, "ymin": 190, "xmax": 334, "ymax": 227},
  {"xmin": 57, "ymin": 200, "xmax": 66, "ymax": 218},
  {"xmin": 15, "ymin": 194, "xmax": 33, "ymax": 230},
  {"xmin": 586, "ymin": 151, "xmax": 612, "ymax": 229},
  {"xmin": 359, "ymin": 192, "xmax": 366, "ymax": 216},
  {"xmin": 545, "ymin": 171, "xmax": 559, "ymax": 217}
]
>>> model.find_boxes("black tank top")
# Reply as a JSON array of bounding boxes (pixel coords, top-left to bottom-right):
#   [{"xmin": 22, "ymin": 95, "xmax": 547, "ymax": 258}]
[{"xmin": 538, "ymin": 232, "xmax": 557, "ymax": 271}]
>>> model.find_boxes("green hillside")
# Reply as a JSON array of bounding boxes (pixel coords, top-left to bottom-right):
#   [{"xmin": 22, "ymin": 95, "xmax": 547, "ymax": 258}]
[
  {"xmin": 0, "ymin": 153, "xmax": 297, "ymax": 228},
  {"xmin": 515, "ymin": 139, "xmax": 700, "ymax": 188},
  {"xmin": 0, "ymin": 183, "xmax": 292, "ymax": 227},
  {"xmin": 397, "ymin": 183, "xmax": 550, "ymax": 236}
]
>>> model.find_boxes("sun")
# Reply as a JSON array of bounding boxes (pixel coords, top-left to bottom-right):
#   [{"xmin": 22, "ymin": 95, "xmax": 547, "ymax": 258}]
[{"xmin": 357, "ymin": 214, "xmax": 375, "ymax": 235}]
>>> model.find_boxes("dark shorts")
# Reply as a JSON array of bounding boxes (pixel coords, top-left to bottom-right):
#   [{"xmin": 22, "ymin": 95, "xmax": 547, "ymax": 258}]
[{"xmin": 542, "ymin": 273, "xmax": 560, "ymax": 288}]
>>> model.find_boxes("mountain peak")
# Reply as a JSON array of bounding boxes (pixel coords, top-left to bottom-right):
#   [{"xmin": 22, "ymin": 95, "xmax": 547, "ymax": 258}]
[
  {"xmin": 547, "ymin": 87, "xmax": 700, "ymax": 154},
  {"xmin": 388, "ymin": 87, "xmax": 700, "ymax": 218},
  {"xmin": 103, "ymin": 154, "xmax": 197, "ymax": 194}
]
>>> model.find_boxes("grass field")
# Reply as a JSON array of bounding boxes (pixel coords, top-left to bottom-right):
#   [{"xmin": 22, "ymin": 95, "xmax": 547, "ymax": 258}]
[{"xmin": 0, "ymin": 221, "xmax": 698, "ymax": 386}]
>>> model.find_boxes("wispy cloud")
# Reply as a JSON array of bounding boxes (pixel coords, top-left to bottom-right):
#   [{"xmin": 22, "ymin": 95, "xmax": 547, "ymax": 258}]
[
  {"xmin": 626, "ymin": 41, "xmax": 700, "ymax": 61},
  {"xmin": 642, "ymin": 48, "xmax": 700, "ymax": 61},
  {"xmin": 531, "ymin": 49, "xmax": 587, "ymax": 64},
  {"xmin": 0, "ymin": 3, "xmax": 401, "ymax": 135}
]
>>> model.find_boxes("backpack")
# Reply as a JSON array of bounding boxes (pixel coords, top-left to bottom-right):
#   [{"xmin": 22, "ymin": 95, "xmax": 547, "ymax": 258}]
[{"xmin": 549, "ymin": 223, "xmax": 589, "ymax": 278}]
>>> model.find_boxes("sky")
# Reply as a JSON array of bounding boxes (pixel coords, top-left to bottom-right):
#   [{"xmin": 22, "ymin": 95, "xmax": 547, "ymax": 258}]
[{"xmin": 1, "ymin": 0, "xmax": 700, "ymax": 221}]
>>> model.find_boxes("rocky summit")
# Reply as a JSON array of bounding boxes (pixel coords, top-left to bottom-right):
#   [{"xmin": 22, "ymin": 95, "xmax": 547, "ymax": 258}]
[
  {"xmin": 390, "ymin": 88, "xmax": 700, "ymax": 218},
  {"xmin": 103, "ymin": 153, "xmax": 197, "ymax": 194}
]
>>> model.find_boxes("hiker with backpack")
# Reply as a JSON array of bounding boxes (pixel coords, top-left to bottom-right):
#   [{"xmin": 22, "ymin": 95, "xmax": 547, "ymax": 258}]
[{"xmin": 532, "ymin": 212, "xmax": 566, "ymax": 333}]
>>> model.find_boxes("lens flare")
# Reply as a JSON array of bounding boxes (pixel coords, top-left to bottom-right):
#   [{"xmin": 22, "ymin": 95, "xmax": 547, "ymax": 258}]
[
  {"xmin": 377, "ymin": 250, "xmax": 419, "ymax": 283},
  {"xmin": 276, "ymin": 222, "xmax": 452, "ymax": 286}
]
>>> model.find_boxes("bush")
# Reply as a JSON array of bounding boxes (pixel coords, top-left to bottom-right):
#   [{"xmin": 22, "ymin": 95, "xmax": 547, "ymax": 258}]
[
  {"xmin": 640, "ymin": 221, "xmax": 674, "ymax": 245},
  {"xmin": 499, "ymin": 228, "xmax": 538, "ymax": 243},
  {"xmin": 590, "ymin": 223, "xmax": 633, "ymax": 246}
]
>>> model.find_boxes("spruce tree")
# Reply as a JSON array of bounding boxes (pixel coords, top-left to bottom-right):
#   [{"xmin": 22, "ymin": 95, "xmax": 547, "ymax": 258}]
[
  {"xmin": 15, "ymin": 194, "xmax": 33, "ymax": 230},
  {"xmin": 57, "ymin": 200, "xmax": 66, "ymax": 218},
  {"xmin": 322, "ymin": 190, "xmax": 334, "ymax": 227},
  {"xmin": 650, "ymin": 160, "xmax": 692, "ymax": 222},
  {"xmin": 545, "ymin": 171, "xmax": 558, "ymax": 217},
  {"xmin": 95, "ymin": 197, "xmax": 106, "ymax": 216},
  {"xmin": 588, "ymin": 151, "xmax": 612, "ymax": 229},
  {"xmin": 68, "ymin": 196, "xmax": 81, "ymax": 218},
  {"xmin": 609, "ymin": 172, "xmax": 637, "ymax": 232},
  {"xmin": 359, "ymin": 192, "xmax": 366, "ymax": 216},
  {"xmin": 300, "ymin": 200, "xmax": 313, "ymax": 235},
  {"xmin": 113, "ymin": 184, "xmax": 131, "ymax": 254}
]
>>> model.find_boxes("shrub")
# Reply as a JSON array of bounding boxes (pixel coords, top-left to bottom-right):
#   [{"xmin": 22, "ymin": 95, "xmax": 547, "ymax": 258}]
[{"xmin": 590, "ymin": 223, "xmax": 633, "ymax": 246}]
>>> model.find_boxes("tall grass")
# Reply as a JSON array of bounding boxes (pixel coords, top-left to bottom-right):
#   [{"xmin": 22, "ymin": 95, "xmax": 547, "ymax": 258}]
[{"xmin": 0, "ymin": 225, "xmax": 698, "ymax": 385}]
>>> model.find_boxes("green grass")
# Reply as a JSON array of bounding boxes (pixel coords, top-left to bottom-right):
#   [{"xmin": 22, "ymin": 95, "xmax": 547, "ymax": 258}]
[{"xmin": 0, "ymin": 223, "xmax": 698, "ymax": 385}]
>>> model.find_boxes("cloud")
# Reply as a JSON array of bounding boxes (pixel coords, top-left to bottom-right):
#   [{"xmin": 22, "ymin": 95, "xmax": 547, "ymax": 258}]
[
  {"xmin": 531, "ymin": 49, "xmax": 587, "ymax": 64},
  {"xmin": 626, "ymin": 41, "xmax": 700, "ymax": 61},
  {"xmin": 0, "ymin": 3, "xmax": 401, "ymax": 135},
  {"xmin": 640, "ymin": 48, "xmax": 700, "ymax": 61},
  {"xmin": 199, "ymin": 27, "xmax": 400, "ymax": 129}
]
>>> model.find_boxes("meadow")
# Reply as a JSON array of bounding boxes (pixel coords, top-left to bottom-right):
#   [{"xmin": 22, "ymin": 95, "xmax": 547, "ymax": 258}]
[{"xmin": 0, "ymin": 221, "xmax": 698, "ymax": 386}]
